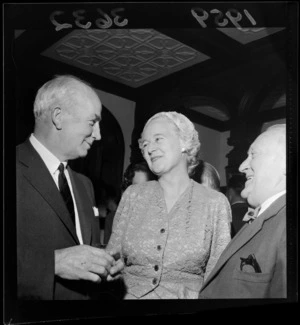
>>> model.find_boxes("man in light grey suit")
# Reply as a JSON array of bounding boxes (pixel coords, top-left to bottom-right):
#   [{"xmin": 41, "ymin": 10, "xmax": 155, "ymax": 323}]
[{"xmin": 199, "ymin": 124, "xmax": 286, "ymax": 298}]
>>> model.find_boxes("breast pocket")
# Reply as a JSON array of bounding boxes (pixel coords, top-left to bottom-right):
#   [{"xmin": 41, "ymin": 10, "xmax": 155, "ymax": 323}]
[
  {"xmin": 233, "ymin": 268, "xmax": 273, "ymax": 298},
  {"xmin": 233, "ymin": 268, "xmax": 272, "ymax": 283}
]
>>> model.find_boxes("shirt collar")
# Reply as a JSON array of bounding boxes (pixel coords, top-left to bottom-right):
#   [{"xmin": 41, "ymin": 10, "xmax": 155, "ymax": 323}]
[
  {"xmin": 231, "ymin": 200, "xmax": 247, "ymax": 206},
  {"xmin": 258, "ymin": 190, "xmax": 286, "ymax": 217},
  {"xmin": 29, "ymin": 134, "xmax": 66, "ymax": 174}
]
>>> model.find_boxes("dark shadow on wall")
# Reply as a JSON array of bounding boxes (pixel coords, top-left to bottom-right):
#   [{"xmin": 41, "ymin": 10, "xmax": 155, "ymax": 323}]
[{"xmin": 68, "ymin": 106, "xmax": 124, "ymax": 206}]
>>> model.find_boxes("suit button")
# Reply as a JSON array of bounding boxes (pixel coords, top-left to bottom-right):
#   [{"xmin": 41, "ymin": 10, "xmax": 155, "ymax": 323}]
[
  {"xmin": 152, "ymin": 278, "xmax": 157, "ymax": 285},
  {"xmin": 160, "ymin": 228, "xmax": 165, "ymax": 233},
  {"xmin": 154, "ymin": 265, "xmax": 159, "ymax": 271},
  {"xmin": 157, "ymin": 245, "xmax": 161, "ymax": 251}
]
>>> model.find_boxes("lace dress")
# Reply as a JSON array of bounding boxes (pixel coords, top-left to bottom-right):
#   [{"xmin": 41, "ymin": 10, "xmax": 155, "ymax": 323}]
[{"xmin": 107, "ymin": 180, "xmax": 231, "ymax": 299}]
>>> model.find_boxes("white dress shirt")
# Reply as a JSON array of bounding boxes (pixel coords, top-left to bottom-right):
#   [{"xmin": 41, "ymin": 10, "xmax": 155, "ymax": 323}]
[
  {"xmin": 29, "ymin": 134, "xmax": 83, "ymax": 244},
  {"xmin": 257, "ymin": 190, "xmax": 286, "ymax": 218}
]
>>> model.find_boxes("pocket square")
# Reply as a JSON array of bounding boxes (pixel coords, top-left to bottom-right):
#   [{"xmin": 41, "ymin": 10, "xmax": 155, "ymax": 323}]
[
  {"xmin": 240, "ymin": 254, "xmax": 262, "ymax": 273},
  {"xmin": 92, "ymin": 206, "xmax": 99, "ymax": 217}
]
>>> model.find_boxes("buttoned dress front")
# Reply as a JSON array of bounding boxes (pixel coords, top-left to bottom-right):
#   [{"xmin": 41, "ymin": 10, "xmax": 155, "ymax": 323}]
[{"xmin": 107, "ymin": 180, "xmax": 231, "ymax": 299}]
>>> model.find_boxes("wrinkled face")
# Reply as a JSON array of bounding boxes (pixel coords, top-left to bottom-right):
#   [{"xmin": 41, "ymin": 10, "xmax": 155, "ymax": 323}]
[
  {"xmin": 140, "ymin": 117, "xmax": 184, "ymax": 176},
  {"xmin": 60, "ymin": 88, "xmax": 102, "ymax": 161},
  {"xmin": 239, "ymin": 130, "xmax": 286, "ymax": 207},
  {"xmin": 132, "ymin": 171, "xmax": 149, "ymax": 185}
]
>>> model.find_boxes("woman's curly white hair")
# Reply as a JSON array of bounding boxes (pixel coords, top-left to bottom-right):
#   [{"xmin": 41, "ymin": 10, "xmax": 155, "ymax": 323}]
[{"xmin": 139, "ymin": 111, "xmax": 201, "ymax": 175}]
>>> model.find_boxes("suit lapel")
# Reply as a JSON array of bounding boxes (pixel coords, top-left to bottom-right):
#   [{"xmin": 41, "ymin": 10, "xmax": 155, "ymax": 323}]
[
  {"xmin": 202, "ymin": 195, "xmax": 286, "ymax": 289},
  {"xmin": 68, "ymin": 168, "xmax": 92, "ymax": 245},
  {"xmin": 18, "ymin": 140, "xmax": 80, "ymax": 244}
]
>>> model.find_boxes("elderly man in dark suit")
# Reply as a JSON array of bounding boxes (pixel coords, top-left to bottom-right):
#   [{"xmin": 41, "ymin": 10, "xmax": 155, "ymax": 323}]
[
  {"xmin": 16, "ymin": 75, "xmax": 124, "ymax": 300},
  {"xmin": 199, "ymin": 124, "xmax": 286, "ymax": 298}
]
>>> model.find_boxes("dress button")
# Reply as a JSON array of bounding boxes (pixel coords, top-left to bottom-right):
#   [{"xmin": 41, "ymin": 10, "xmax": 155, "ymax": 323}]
[
  {"xmin": 160, "ymin": 228, "xmax": 165, "ymax": 233},
  {"xmin": 152, "ymin": 278, "xmax": 157, "ymax": 285},
  {"xmin": 154, "ymin": 265, "xmax": 159, "ymax": 271},
  {"xmin": 157, "ymin": 245, "xmax": 161, "ymax": 251}
]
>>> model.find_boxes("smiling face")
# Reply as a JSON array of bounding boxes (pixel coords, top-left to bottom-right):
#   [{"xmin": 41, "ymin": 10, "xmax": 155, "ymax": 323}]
[
  {"xmin": 59, "ymin": 86, "xmax": 102, "ymax": 161},
  {"xmin": 239, "ymin": 128, "xmax": 286, "ymax": 207},
  {"xmin": 140, "ymin": 117, "xmax": 185, "ymax": 177}
]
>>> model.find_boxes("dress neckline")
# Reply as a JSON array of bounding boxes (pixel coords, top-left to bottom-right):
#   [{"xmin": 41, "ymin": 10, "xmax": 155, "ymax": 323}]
[{"xmin": 155, "ymin": 179, "xmax": 194, "ymax": 215}]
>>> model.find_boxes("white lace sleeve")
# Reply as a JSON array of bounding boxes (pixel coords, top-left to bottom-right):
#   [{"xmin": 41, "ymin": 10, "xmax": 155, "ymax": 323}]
[
  {"xmin": 204, "ymin": 194, "xmax": 232, "ymax": 282},
  {"xmin": 106, "ymin": 186, "xmax": 134, "ymax": 253}
]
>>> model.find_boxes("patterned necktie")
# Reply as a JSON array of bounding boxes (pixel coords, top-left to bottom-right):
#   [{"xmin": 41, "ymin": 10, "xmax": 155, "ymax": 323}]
[
  {"xmin": 242, "ymin": 206, "xmax": 261, "ymax": 223},
  {"xmin": 58, "ymin": 163, "xmax": 75, "ymax": 225}
]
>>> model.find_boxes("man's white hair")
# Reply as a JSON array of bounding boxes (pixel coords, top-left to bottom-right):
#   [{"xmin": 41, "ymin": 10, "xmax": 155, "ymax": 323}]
[{"xmin": 33, "ymin": 75, "xmax": 94, "ymax": 120}]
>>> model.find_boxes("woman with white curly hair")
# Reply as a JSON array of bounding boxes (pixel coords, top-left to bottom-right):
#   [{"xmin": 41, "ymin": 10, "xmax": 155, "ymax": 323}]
[{"xmin": 107, "ymin": 111, "xmax": 231, "ymax": 299}]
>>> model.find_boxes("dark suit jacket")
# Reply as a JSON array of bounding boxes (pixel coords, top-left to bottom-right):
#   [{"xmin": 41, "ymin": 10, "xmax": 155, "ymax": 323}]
[
  {"xmin": 16, "ymin": 140, "xmax": 100, "ymax": 300},
  {"xmin": 199, "ymin": 195, "xmax": 286, "ymax": 299},
  {"xmin": 231, "ymin": 202, "xmax": 249, "ymax": 237},
  {"xmin": 104, "ymin": 210, "xmax": 116, "ymax": 245}
]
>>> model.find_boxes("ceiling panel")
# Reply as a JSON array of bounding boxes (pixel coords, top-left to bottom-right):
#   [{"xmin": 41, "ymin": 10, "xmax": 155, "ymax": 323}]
[
  {"xmin": 217, "ymin": 27, "xmax": 285, "ymax": 44},
  {"xmin": 189, "ymin": 105, "xmax": 230, "ymax": 121},
  {"xmin": 42, "ymin": 29, "xmax": 210, "ymax": 88}
]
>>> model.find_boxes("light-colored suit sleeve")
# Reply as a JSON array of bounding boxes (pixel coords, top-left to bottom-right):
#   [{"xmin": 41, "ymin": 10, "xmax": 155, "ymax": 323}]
[{"xmin": 204, "ymin": 194, "xmax": 232, "ymax": 282}]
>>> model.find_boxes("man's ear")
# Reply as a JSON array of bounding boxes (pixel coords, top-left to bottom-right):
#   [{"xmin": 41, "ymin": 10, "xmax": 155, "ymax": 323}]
[{"xmin": 51, "ymin": 107, "xmax": 63, "ymax": 130}]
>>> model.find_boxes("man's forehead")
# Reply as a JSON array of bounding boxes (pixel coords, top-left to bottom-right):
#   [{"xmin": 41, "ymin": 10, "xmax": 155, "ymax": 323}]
[
  {"xmin": 74, "ymin": 94, "xmax": 101, "ymax": 119},
  {"xmin": 250, "ymin": 130, "xmax": 284, "ymax": 152},
  {"xmin": 95, "ymin": 102, "xmax": 102, "ymax": 117}
]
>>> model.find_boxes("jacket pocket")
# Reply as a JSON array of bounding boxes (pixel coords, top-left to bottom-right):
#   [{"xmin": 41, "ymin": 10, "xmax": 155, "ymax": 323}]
[{"xmin": 233, "ymin": 268, "xmax": 272, "ymax": 283}]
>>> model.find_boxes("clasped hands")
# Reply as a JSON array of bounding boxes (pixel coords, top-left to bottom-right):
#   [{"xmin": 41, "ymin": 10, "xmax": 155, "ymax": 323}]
[{"xmin": 55, "ymin": 245, "xmax": 124, "ymax": 283}]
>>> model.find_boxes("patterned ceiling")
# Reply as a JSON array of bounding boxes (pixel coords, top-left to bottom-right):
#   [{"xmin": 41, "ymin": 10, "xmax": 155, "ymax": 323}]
[
  {"xmin": 217, "ymin": 27, "xmax": 285, "ymax": 44},
  {"xmin": 42, "ymin": 29, "xmax": 210, "ymax": 88},
  {"xmin": 40, "ymin": 27, "xmax": 286, "ymax": 123}
]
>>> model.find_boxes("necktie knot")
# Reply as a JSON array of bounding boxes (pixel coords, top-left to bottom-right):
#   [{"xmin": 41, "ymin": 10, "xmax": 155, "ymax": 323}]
[
  {"xmin": 243, "ymin": 206, "xmax": 261, "ymax": 223},
  {"xmin": 58, "ymin": 163, "xmax": 65, "ymax": 173}
]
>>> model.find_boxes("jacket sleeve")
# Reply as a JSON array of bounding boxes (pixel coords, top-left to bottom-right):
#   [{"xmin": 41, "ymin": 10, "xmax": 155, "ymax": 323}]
[
  {"xmin": 269, "ymin": 215, "xmax": 287, "ymax": 298},
  {"xmin": 17, "ymin": 168, "xmax": 55, "ymax": 299},
  {"xmin": 204, "ymin": 194, "xmax": 232, "ymax": 282},
  {"xmin": 79, "ymin": 175, "xmax": 100, "ymax": 245}
]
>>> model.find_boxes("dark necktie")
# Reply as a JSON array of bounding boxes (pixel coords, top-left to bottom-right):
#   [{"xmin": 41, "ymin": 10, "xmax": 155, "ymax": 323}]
[
  {"xmin": 58, "ymin": 163, "xmax": 75, "ymax": 225},
  {"xmin": 242, "ymin": 206, "xmax": 261, "ymax": 224}
]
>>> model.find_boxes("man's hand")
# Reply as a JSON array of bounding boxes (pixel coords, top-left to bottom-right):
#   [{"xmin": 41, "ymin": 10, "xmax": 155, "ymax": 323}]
[
  {"xmin": 55, "ymin": 245, "xmax": 116, "ymax": 283},
  {"xmin": 106, "ymin": 249, "xmax": 125, "ymax": 281}
]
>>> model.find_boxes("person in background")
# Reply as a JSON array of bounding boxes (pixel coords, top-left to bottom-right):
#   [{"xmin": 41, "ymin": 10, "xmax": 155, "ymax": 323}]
[
  {"xmin": 107, "ymin": 111, "xmax": 231, "ymax": 299},
  {"xmin": 104, "ymin": 162, "xmax": 155, "ymax": 245},
  {"xmin": 16, "ymin": 75, "xmax": 123, "ymax": 300},
  {"xmin": 191, "ymin": 160, "xmax": 221, "ymax": 191},
  {"xmin": 226, "ymin": 174, "xmax": 249, "ymax": 237},
  {"xmin": 121, "ymin": 161, "xmax": 156, "ymax": 193},
  {"xmin": 199, "ymin": 124, "xmax": 286, "ymax": 298}
]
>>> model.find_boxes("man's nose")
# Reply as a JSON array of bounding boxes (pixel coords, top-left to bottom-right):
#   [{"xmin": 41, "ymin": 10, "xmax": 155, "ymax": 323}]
[
  {"xmin": 239, "ymin": 157, "xmax": 249, "ymax": 173},
  {"xmin": 92, "ymin": 122, "xmax": 101, "ymax": 141}
]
